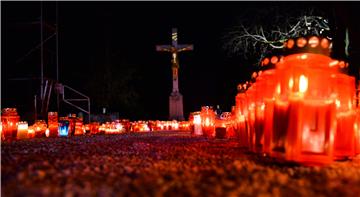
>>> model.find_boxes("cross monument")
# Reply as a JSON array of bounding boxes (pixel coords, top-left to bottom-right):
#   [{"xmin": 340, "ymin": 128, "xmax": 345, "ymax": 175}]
[{"xmin": 156, "ymin": 28, "xmax": 193, "ymax": 121}]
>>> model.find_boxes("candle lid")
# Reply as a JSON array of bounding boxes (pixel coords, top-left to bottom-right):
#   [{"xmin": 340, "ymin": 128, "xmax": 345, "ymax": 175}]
[{"xmin": 283, "ymin": 35, "xmax": 331, "ymax": 57}]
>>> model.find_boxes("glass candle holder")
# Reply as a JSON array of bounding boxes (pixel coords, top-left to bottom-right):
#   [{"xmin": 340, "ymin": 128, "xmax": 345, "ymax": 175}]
[
  {"xmin": 59, "ymin": 119, "xmax": 70, "ymax": 137},
  {"xmin": 90, "ymin": 122, "xmax": 100, "ymax": 135},
  {"xmin": 201, "ymin": 106, "xmax": 216, "ymax": 137},
  {"xmin": 48, "ymin": 112, "xmax": 59, "ymax": 137},
  {"xmin": 27, "ymin": 126, "xmax": 35, "ymax": 138},
  {"xmin": 333, "ymin": 74, "xmax": 356, "ymax": 160},
  {"xmin": 193, "ymin": 112, "xmax": 202, "ymax": 136},
  {"xmin": 74, "ymin": 119, "xmax": 84, "ymax": 135},
  {"xmin": 17, "ymin": 121, "xmax": 29, "ymax": 140},
  {"xmin": 1, "ymin": 108, "xmax": 20, "ymax": 140},
  {"xmin": 355, "ymin": 108, "xmax": 360, "ymax": 156},
  {"xmin": 270, "ymin": 53, "xmax": 338, "ymax": 165},
  {"xmin": 34, "ymin": 120, "xmax": 47, "ymax": 138}
]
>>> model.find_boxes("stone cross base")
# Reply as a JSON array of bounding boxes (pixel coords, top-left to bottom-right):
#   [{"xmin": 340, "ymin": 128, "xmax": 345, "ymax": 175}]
[{"xmin": 169, "ymin": 92, "xmax": 184, "ymax": 121}]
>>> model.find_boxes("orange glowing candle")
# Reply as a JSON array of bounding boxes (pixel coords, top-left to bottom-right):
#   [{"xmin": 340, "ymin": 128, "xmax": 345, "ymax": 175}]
[
  {"xmin": 34, "ymin": 120, "xmax": 47, "ymax": 138},
  {"xmin": 333, "ymin": 74, "xmax": 356, "ymax": 160},
  {"xmin": 193, "ymin": 112, "xmax": 202, "ymax": 135},
  {"xmin": 48, "ymin": 112, "xmax": 59, "ymax": 137},
  {"xmin": 27, "ymin": 126, "xmax": 35, "ymax": 138},
  {"xmin": 17, "ymin": 121, "xmax": 29, "ymax": 140},
  {"xmin": 90, "ymin": 122, "xmax": 100, "ymax": 135},
  {"xmin": 1, "ymin": 108, "xmax": 20, "ymax": 140},
  {"xmin": 215, "ymin": 119, "xmax": 227, "ymax": 139},
  {"xmin": 74, "ymin": 119, "xmax": 84, "ymax": 135},
  {"xmin": 355, "ymin": 109, "xmax": 360, "ymax": 155},
  {"xmin": 201, "ymin": 106, "xmax": 215, "ymax": 137}
]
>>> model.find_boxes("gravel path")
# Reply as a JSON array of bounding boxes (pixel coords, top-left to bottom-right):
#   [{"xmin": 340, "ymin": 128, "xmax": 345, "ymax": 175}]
[{"xmin": 2, "ymin": 131, "xmax": 360, "ymax": 197}]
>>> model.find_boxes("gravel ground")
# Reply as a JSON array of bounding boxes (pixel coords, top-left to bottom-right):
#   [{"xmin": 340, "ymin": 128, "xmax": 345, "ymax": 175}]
[{"xmin": 1, "ymin": 131, "xmax": 360, "ymax": 197}]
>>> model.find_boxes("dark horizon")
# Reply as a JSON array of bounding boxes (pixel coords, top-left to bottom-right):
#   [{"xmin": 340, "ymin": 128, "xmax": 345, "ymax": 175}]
[{"xmin": 2, "ymin": 1, "xmax": 360, "ymax": 121}]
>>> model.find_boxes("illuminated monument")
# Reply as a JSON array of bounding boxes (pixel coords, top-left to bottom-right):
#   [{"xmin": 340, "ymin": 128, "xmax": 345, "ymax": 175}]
[{"xmin": 156, "ymin": 28, "xmax": 193, "ymax": 121}]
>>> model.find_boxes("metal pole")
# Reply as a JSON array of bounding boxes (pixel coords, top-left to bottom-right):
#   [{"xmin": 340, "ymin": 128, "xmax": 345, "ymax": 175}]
[
  {"xmin": 56, "ymin": 1, "xmax": 60, "ymax": 111},
  {"xmin": 56, "ymin": 1, "xmax": 59, "ymax": 81},
  {"xmin": 40, "ymin": 1, "xmax": 44, "ymax": 101},
  {"xmin": 34, "ymin": 95, "xmax": 37, "ymax": 121},
  {"xmin": 88, "ymin": 98, "xmax": 91, "ymax": 123}
]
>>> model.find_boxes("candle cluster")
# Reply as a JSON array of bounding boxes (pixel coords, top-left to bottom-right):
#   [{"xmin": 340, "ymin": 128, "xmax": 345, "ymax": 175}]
[
  {"xmin": 188, "ymin": 36, "xmax": 359, "ymax": 165},
  {"xmin": 189, "ymin": 107, "xmax": 236, "ymax": 139},
  {"xmin": 0, "ymin": 111, "xmax": 191, "ymax": 141}
]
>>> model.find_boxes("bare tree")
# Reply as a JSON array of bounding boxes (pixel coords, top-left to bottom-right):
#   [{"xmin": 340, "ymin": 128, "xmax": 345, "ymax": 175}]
[{"xmin": 223, "ymin": 8, "xmax": 332, "ymax": 64}]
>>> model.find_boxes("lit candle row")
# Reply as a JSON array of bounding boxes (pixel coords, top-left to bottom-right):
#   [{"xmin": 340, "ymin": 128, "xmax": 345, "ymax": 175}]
[{"xmin": 231, "ymin": 36, "xmax": 359, "ymax": 165}]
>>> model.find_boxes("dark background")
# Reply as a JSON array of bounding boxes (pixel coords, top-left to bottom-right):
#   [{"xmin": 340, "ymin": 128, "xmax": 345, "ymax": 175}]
[{"xmin": 2, "ymin": 1, "xmax": 360, "ymax": 121}]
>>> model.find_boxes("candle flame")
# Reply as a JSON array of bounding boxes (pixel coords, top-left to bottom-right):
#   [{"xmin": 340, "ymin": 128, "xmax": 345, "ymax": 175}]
[
  {"xmin": 288, "ymin": 77, "xmax": 294, "ymax": 90},
  {"xmin": 300, "ymin": 54, "xmax": 308, "ymax": 60},
  {"xmin": 193, "ymin": 114, "xmax": 201, "ymax": 125},
  {"xmin": 28, "ymin": 128, "xmax": 35, "ymax": 134},
  {"xmin": 205, "ymin": 118, "xmax": 210, "ymax": 127},
  {"xmin": 45, "ymin": 128, "xmax": 50, "ymax": 137},
  {"xmin": 276, "ymin": 83, "xmax": 281, "ymax": 95},
  {"xmin": 335, "ymin": 99, "xmax": 341, "ymax": 108},
  {"xmin": 348, "ymin": 100, "xmax": 352, "ymax": 109},
  {"xmin": 299, "ymin": 75, "xmax": 308, "ymax": 93},
  {"xmin": 329, "ymin": 60, "xmax": 339, "ymax": 67}
]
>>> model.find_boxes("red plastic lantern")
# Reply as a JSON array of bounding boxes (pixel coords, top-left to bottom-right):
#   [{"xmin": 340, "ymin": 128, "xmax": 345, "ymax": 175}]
[
  {"xmin": 17, "ymin": 121, "xmax": 29, "ymax": 140},
  {"xmin": 74, "ymin": 119, "xmax": 84, "ymax": 135},
  {"xmin": 48, "ymin": 112, "xmax": 59, "ymax": 137},
  {"xmin": 333, "ymin": 74, "xmax": 356, "ymax": 159},
  {"xmin": 200, "ymin": 106, "xmax": 216, "ymax": 137},
  {"xmin": 192, "ymin": 112, "xmax": 202, "ymax": 135},
  {"xmin": 270, "ymin": 52, "xmax": 338, "ymax": 165},
  {"xmin": 34, "ymin": 120, "xmax": 47, "ymax": 138},
  {"xmin": 235, "ymin": 89, "xmax": 249, "ymax": 147},
  {"xmin": 1, "ymin": 108, "xmax": 20, "ymax": 140}
]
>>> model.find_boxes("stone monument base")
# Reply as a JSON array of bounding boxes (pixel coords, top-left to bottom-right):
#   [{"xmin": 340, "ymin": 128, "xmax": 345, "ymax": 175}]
[{"xmin": 169, "ymin": 91, "xmax": 184, "ymax": 121}]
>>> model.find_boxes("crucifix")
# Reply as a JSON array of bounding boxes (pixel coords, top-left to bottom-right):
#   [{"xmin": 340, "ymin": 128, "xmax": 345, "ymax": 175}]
[{"xmin": 156, "ymin": 28, "xmax": 193, "ymax": 121}]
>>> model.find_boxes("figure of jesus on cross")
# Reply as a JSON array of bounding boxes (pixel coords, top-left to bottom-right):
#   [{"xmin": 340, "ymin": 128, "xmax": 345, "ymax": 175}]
[{"xmin": 156, "ymin": 28, "xmax": 193, "ymax": 121}]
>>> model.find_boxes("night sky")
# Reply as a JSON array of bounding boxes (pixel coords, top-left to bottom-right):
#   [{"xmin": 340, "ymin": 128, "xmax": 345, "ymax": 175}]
[{"xmin": 2, "ymin": 1, "xmax": 360, "ymax": 121}]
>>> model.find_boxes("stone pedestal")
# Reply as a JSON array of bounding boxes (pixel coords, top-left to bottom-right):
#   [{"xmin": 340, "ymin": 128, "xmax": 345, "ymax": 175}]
[{"xmin": 169, "ymin": 91, "xmax": 184, "ymax": 121}]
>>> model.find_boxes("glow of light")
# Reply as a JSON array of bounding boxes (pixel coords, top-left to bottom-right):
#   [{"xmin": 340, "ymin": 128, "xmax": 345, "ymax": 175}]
[
  {"xmin": 299, "ymin": 75, "xmax": 308, "ymax": 93},
  {"xmin": 348, "ymin": 100, "xmax": 352, "ymax": 109},
  {"xmin": 28, "ymin": 128, "xmax": 35, "ymax": 135},
  {"xmin": 329, "ymin": 60, "xmax": 339, "ymax": 67},
  {"xmin": 205, "ymin": 118, "xmax": 210, "ymax": 127},
  {"xmin": 45, "ymin": 128, "xmax": 50, "ymax": 137},
  {"xmin": 335, "ymin": 99, "xmax": 341, "ymax": 108},
  {"xmin": 115, "ymin": 123, "xmax": 123, "ymax": 131},
  {"xmin": 300, "ymin": 54, "xmax": 308, "ymax": 60},
  {"xmin": 261, "ymin": 103, "xmax": 265, "ymax": 111},
  {"xmin": 193, "ymin": 114, "xmax": 201, "ymax": 125},
  {"xmin": 302, "ymin": 125, "xmax": 325, "ymax": 153},
  {"xmin": 143, "ymin": 124, "xmax": 150, "ymax": 132},
  {"xmin": 288, "ymin": 77, "xmax": 294, "ymax": 90},
  {"xmin": 276, "ymin": 83, "xmax": 281, "ymax": 95},
  {"xmin": 59, "ymin": 125, "xmax": 69, "ymax": 137},
  {"xmin": 17, "ymin": 122, "xmax": 28, "ymax": 130},
  {"xmin": 354, "ymin": 123, "xmax": 358, "ymax": 132},
  {"xmin": 238, "ymin": 114, "xmax": 245, "ymax": 122}
]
